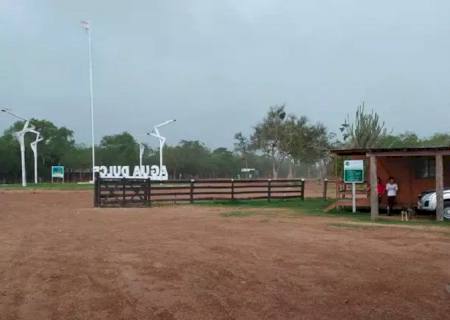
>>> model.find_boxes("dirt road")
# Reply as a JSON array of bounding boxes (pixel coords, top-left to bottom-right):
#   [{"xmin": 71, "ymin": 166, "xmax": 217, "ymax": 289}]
[{"xmin": 0, "ymin": 190, "xmax": 449, "ymax": 319}]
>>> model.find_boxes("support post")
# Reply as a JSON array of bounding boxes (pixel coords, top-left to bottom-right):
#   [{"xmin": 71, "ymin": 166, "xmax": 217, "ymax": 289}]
[
  {"xmin": 323, "ymin": 178, "xmax": 328, "ymax": 200},
  {"xmin": 435, "ymin": 154, "xmax": 444, "ymax": 221},
  {"xmin": 369, "ymin": 155, "xmax": 379, "ymax": 220},
  {"xmin": 231, "ymin": 179, "xmax": 235, "ymax": 201},
  {"xmin": 352, "ymin": 182, "xmax": 356, "ymax": 213},
  {"xmin": 268, "ymin": 179, "xmax": 272, "ymax": 202},
  {"xmin": 94, "ymin": 172, "xmax": 100, "ymax": 207},
  {"xmin": 300, "ymin": 179, "xmax": 305, "ymax": 201},
  {"xmin": 19, "ymin": 136, "xmax": 27, "ymax": 187},
  {"xmin": 190, "ymin": 179, "xmax": 195, "ymax": 204},
  {"xmin": 146, "ymin": 178, "xmax": 152, "ymax": 207},
  {"xmin": 122, "ymin": 178, "xmax": 126, "ymax": 207}
]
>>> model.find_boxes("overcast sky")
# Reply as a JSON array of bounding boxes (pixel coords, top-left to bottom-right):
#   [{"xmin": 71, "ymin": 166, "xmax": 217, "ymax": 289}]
[{"xmin": 1, "ymin": 0, "xmax": 450, "ymax": 149}]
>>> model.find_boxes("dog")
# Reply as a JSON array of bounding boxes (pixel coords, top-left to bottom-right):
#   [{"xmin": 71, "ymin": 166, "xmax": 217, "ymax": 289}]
[{"xmin": 401, "ymin": 207, "xmax": 415, "ymax": 221}]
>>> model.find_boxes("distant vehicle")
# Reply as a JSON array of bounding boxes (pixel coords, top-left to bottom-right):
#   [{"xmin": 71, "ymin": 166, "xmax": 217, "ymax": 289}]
[
  {"xmin": 239, "ymin": 168, "xmax": 258, "ymax": 179},
  {"xmin": 417, "ymin": 189, "xmax": 450, "ymax": 220}
]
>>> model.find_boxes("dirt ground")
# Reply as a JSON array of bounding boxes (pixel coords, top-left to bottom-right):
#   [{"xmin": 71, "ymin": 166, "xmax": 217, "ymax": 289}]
[{"xmin": 1, "ymin": 191, "xmax": 449, "ymax": 320}]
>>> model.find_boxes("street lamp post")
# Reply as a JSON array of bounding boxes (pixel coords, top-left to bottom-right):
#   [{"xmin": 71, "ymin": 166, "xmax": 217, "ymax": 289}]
[
  {"xmin": 30, "ymin": 131, "xmax": 44, "ymax": 184},
  {"xmin": 1, "ymin": 108, "xmax": 42, "ymax": 187},
  {"xmin": 139, "ymin": 143, "xmax": 145, "ymax": 167},
  {"xmin": 147, "ymin": 119, "xmax": 176, "ymax": 171},
  {"xmin": 81, "ymin": 20, "xmax": 96, "ymax": 183}
]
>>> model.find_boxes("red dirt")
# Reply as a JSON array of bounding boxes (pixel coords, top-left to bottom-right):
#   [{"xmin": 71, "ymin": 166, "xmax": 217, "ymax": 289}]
[{"xmin": 1, "ymin": 190, "xmax": 449, "ymax": 320}]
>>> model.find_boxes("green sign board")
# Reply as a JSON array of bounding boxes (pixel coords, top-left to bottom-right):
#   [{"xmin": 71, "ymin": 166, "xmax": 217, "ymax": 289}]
[
  {"xmin": 51, "ymin": 166, "xmax": 64, "ymax": 179},
  {"xmin": 343, "ymin": 160, "xmax": 364, "ymax": 183}
]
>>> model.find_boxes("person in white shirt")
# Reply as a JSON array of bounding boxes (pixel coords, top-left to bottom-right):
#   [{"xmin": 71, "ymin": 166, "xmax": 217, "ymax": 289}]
[{"xmin": 385, "ymin": 177, "xmax": 399, "ymax": 215}]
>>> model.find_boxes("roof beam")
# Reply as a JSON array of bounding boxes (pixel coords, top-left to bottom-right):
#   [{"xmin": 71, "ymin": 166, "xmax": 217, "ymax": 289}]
[{"xmin": 366, "ymin": 150, "xmax": 450, "ymax": 157}]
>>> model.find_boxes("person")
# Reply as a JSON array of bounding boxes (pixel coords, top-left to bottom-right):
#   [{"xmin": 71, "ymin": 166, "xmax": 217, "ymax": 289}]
[
  {"xmin": 377, "ymin": 177, "xmax": 385, "ymax": 204},
  {"xmin": 386, "ymin": 177, "xmax": 399, "ymax": 215}
]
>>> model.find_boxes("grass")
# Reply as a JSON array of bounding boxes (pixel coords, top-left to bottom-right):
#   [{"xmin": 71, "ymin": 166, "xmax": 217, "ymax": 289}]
[
  {"xmin": 204, "ymin": 198, "xmax": 450, "ymax": 227},
  {"xmin": 202, "ymin": 198, "xmax": 333, "ymax": 214},
  {"xmin": 328, "ymin": 222, "xmax": 378, "ymax": 230},
  {"xmin": 0, "ymin": 182, "xmax": 93, "ymax": 190},
  {"xmin": 220, "ymin": 210, "xmax": 258, "ymax": 217}
]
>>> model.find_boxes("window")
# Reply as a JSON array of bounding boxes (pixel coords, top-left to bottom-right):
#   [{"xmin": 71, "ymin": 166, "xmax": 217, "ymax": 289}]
[{"xmin": 413, "ymin": 157, "xmax": 435, "ymax": 179}]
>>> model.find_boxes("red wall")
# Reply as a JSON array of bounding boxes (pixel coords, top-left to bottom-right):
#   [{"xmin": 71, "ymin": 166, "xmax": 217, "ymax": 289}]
[
  {"xmin": 343, "ymin": 155, "xmax": 450, "ymax": 207},
  {"xmin": 375, "ymin": 156, "xmax": 450, "ymax": 207}
]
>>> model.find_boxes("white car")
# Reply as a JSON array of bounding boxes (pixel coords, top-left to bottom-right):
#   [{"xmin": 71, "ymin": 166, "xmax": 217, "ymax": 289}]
[{"xmin": 417, "ymin": 189, "xmax": 450, "ymax": 220}]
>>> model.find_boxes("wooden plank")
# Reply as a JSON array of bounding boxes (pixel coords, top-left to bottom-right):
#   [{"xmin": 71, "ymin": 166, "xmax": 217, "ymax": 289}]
[
  {"xmin": 367, "ymin": 150, "xmax": 450, "ymax": 157},
  {"xmin": 96, "ymin": 177, "xmax": 312, "ymax": 207},
  {"xmin": 436, "ymin": 154, "xmax": 444, "ymax": 221},
  {"xmin": 369, "ymin": 155, "xmax": 379, "ymax": 220}
]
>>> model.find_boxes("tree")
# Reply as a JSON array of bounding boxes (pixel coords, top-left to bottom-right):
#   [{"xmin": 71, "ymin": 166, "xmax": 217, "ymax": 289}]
[
  {"xmin": 250, "ymin": 105, "xmax": 288, "ymax": 178},
  {"xmin": 97, "ymin": 132, "xmax": 139, "ymax": 166},
  {"xmin": 210, "ymin": 147, "xmax": 239, "ymax": 178},
  {"xmin": 279, "ymin": 115, "xmax": 331, "ymax": 178},
  {"xmin": 424, "ymin": 133, "xmax": 450, "ymax": 147},
  {"xmin": 340, "ymin": 102, "xmax": 387, "ymax": 148},
  {"xmin": 378, "ymin": 132, "xmax": 421, "ymax": 148},
  {"xmin": 0, "ymin": 119, "xmax": 76, "ymax": 181},
  {"xmin": 0, "ymin": 134, "xmax": 20, "ymax": 182},
  {"xmin": 234, "ymin": 132, "xmax": 251, "ymax": 169}
]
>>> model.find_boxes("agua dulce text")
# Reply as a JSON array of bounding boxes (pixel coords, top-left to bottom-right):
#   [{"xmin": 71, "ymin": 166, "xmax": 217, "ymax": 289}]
[{"xmin": 94, "ymin": 165, "xmax": 168, "ymax": 180}]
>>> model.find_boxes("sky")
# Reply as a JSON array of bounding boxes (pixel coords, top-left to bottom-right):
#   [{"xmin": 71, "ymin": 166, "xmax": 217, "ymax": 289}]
[{"xmin": 1, "ymin": 0, "xmax": 450, "ymax": 149}]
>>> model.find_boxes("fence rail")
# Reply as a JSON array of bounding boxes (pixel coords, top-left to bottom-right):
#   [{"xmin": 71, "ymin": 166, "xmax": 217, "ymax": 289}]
[{"xmin": 94, "ymin": 173, "xmax": 306, "ymax": 207}]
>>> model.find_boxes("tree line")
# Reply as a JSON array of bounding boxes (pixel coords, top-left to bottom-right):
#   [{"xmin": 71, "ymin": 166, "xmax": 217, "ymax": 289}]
[{"xmin": 1, "ymin": 103, "xmax": 449, "ymax": 183}]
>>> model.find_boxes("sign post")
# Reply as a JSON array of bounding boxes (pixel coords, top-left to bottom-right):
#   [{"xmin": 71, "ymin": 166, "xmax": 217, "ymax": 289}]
[
  {"xmin": 51, "ymin": 166, "xmax": 65, "ymax": 183},
  {"xmin": 343, "ymin": 160, "xmax": 364, "ymax": 213}
]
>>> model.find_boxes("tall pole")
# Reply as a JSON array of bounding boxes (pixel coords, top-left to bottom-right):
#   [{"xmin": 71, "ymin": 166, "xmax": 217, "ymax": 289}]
[
  {"xmin": 159, "ymin": 139, "xmax": 164, "ymax": 169},
  {"xmin": 34, "ymin": 143, "xmax": 38, "ymax": 184},
  {"xmin": 81, "ymin": 20, "xmax": 96, "ymax": 183},
  {"xmin": 139, "ymin": 143, "xmax": 145, "ymax": 167},
  {"xmin": 30, "ymin": 131, "xmax": 43, "ymax": 184},
  {"xmin": 148, "ymin": 119, "xmax": 176, "ymax": 172},
  {"xmin": 18, "ymin": 130, "xmax": 27, "ymax": 187}
]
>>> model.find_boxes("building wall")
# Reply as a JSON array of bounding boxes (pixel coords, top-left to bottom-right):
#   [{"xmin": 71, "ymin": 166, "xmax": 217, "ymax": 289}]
[{"xmin": 376, "ymin": 156, "xmax": 450, "ymax": 207}]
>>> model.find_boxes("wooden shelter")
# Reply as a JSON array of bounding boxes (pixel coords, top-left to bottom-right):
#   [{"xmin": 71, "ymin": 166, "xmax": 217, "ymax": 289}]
[{"xmin": 331, "ymin": 147, "xmax": 450, "ymax": 221}]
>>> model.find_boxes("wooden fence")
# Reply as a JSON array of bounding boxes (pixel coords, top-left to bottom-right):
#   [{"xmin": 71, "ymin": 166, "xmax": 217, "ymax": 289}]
[{"xmin": 94, "ymin": 174, "xmax": 306, "ymax": 207}]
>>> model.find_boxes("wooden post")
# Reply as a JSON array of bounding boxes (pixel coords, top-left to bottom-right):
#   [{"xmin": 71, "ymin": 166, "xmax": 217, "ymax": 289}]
[
  {"xmin": 323, "ymin": 178, "xmax": 328, "ymax": 200},
  {"xmin": 122, "ymin": 178, "xmax": 126, "ymax": 207},
  {"xmin": 231, "ymin": 179, "xmax": 235, "ymax": 201},
  {"xmin": 369, "ymin": 155, "xmax": 379, "ymax": 220},
  {"xmin": 300, "ymin": 179, "xmax": 305, "ymax": 201},
  {"xmin": 146, "ymin": 178, "xmax": 152, "ymax": 207},
  {"xmin": 267, "ymin": 179, "xmax": 272, "ymax": 202},
  {"xmin": 94, "ymin": 172, "xmax": 100, "ymax": 207},
  {"xmin": 435, "ymin": 154, "xmax": 444, "ymax": 221},
  {"xmin": 190, "ymin": 179, "xmax": 195, "ymax": 204}
]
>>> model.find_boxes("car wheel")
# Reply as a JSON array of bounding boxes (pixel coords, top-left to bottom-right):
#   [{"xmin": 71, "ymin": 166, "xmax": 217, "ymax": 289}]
[{"xmin": 444, "ymin": 206, "xmax": 450, "ymax": 220}]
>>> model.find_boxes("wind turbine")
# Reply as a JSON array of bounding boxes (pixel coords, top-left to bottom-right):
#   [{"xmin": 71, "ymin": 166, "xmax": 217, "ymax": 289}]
[
  {"xmin": 147, "ymin": 119, "xmax": 176, "ymax": 171},
  {"xmin": 1, "ymin": 108, "xmax": 41, "ymax": 187}
]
